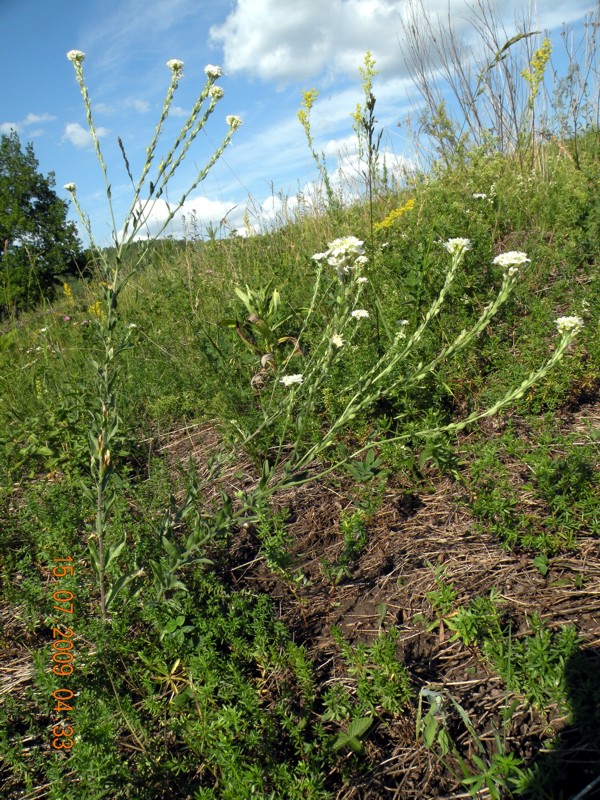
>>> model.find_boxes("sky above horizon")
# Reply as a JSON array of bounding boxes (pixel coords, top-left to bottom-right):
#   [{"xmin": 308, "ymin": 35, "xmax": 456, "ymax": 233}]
[{"xmin": 1, "ymin": 0, "xmax": 597, "ymax": 245}]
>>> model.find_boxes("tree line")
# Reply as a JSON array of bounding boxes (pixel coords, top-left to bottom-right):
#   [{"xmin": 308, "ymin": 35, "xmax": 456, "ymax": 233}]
[{"xmin": 0, "ymin": 130, "xmax": 84, "ymax": 318}]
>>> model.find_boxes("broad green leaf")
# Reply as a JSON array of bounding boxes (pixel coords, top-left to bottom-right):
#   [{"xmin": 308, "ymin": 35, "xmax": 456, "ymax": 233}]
[
  {"xmin": 105, "ymin": 532, "xmax": 127, "ymax": 571},
  {"xmin": 88, "ymin": 540, "xmax": 100, "ymax": 574},
  {"xmin": 105, "ymin": 570, "xmax": 141, "ymax": 610},
  {"xmin": 162, "ymin": 535, "xmax": 181, "ymax": 559},
  {"xmin": 347, "ymin": 716, "xmax": 374, "ymax": 739}
]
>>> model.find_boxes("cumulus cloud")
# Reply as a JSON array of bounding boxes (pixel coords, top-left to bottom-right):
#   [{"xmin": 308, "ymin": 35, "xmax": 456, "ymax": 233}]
[
  {"xmin": 21, "ymin": 113, "xmax": 57, "ymax": 139},
  {"xmin": 0, "ymin": 113, "xmax": 56, "ymax": 138},
  {"xmin": 259, "ymin": 193, "xmax": 299, "ymax": 225},
  {"xmin": 127, "ymin": 192, "xmax": 313, "ymax": 240},
  {"xmin": 126, "ymin": 195, "xmax": 245, "ymax": 240},
  {"xmin": 23, "ymin": 113, "xmax": 56, "ymax": 125},
  {"xmin": 209, "ymin": 0, "xmax": 596, "ymax": 83},
  {"xmin": 63, "ymin": 122, "xmax": 110, "ymax": 149},
  {"xmin": 210, "ymin": 0, "xmax": 407, "ymax": 82}
]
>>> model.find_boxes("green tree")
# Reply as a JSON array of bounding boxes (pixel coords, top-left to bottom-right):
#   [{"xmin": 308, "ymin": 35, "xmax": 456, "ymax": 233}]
[{"xmin": 0, "ymin": 130, "xmax": 82, "ymax": 315}]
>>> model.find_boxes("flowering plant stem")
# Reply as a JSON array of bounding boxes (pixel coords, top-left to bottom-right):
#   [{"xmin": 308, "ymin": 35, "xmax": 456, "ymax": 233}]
[
  {"xmin": 65, "ymin": 51, "xmax": 241, "ymax": 621},
  {"xmin": 271, "ymin": 326, "xmax": 582, "ymax": 491},
  {"xmin": 239, "ymin": 240, "xmax": 583, "ymax": 496}
]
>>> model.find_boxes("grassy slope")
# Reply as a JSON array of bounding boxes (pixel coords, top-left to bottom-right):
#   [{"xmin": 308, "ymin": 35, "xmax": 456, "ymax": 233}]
[{"xmin": 0, "ymin": 132, "xmax": 599, "ymax": 799}]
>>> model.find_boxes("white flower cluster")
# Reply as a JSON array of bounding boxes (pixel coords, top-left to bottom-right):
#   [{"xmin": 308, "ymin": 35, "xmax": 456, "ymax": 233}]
[
  {"xmin": 312, "ymin": 236, "xmax": 367, "ymax": 278},
  {"xmin": 492, "ymin": 251, "xmax": 530, "ymax": 277},
  {"xmin": 555, "ymin": 316, "xmax": 584, "ymax": 336},
  {"xmin": 280, "ymin": 374, "xmax": 303, "ymax": 387},
  {"xmin": 226, "ymin": 115, "xmax": 243, "ymax": 130},
  {"xmin": 209, "ymin": 85, "xmax": 224, "ymax": 101},
  {"xmin": 63, "ymin": 183, "xmax": 77, "ymax": 193},
  {"xmin": 472, "ymin": 193, "xmax": 488, "ymax": 200},
  {"xmin": 166, "ymin": 59, "xmax": 184, "ymax": 73},
  {"xmin": 351, "ymin": 309, "xmax": 369, "ymax": 319},
  {"xmin": 205, "ymin": 64, "xmax": 222, "ymax": 80},
  {"xmin": 492, "ymin": 251, "xmax": 530, "ymax": 269},
  {"xmin": 444, "ymin": 238, "xmax": 471, "ymax": 255},
  {"xmin": 66, "ymin": 50, "xmax": 86, "ymax": 64},
  {"xmin": 331, "ymin": 335, "xmax": 344, "ymax": 348}
]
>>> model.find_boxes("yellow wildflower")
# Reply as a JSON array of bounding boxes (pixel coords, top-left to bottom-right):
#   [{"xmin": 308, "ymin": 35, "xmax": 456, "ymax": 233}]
[
  {"xmin": 63, "ymin": 282, "xmax": 74, "ymax": 307},
  {"xmin": 88, "ymin": 299, "xmax": 106, "ymax": 321},
  {"xmin": 374, "ymin": 198, "xmax": 415, "ymax": 231}
]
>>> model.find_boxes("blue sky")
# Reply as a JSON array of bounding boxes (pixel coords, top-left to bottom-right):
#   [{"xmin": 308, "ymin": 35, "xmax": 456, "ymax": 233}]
[{"xmin": 0, "ymin": 0, "xmax": 597, "ymax": 245}]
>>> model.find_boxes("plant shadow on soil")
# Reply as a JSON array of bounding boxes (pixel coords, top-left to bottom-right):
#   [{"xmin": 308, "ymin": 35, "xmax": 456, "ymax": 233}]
[{"xmin": 523, "ymin": 647, "xmax": 600, "ymax": 800}]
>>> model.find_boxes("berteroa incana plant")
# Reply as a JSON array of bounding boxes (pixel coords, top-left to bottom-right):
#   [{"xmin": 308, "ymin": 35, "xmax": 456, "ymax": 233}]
[
  {"xmin": 234, "ymin": 235, "xmax": 584, "ymax": 493},
  {"xmin": 65, "ymin": 49, "xmax": 242, "ymax": 621}
]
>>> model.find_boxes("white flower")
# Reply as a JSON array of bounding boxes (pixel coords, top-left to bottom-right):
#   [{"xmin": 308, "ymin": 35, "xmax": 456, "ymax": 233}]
[
  {"xmin": 226, "ymin": 115, "xmax": 243, "ymax": 130},
  {"xmin": 555, "ymin": 316, "xmax": 584, "ymax": 336},
  {"xmin": 280, "ymin": 374, "xmax": 303, "ymax": 386},
  {"xmin": 444, "ymin": 238, "xmax": 471, "ymax": 255},
  {"xmin": 316, "ymin": 235, "xmax": 366, "ymax": 277},
  {"xmin": 351, "ymin": 309, "xmax": 369, "ymax": 319},
  {"xmin": 166, "ymin": 59, "xmax": 184, "ymax": 73},
  {"xmin": 356, "ymin": 276, "xmax": 368, "ymax": 284},
  {"xmin": 209, "ymin": 85, "xmax": 224, "ymax": 101},
  {"xmin": 205, "ymin": 64, "xmax": 222, "ymax": 79},
  {"xmin": 397, "ymin": 319, "xmax": 409, "ymax": 326},
  {"xmin": 66, "ymin": 50, "xmax": 86, "ymax": 64},
  {"xmin": 329, "ymin": 236, "xmax": 364, "ymax": 258},
  {"xmin": 332, "ymin": 335, "xmax": 344, "ymax": 348},
  {"xmin": 127, "ymin": 323, "xmax": 138, "ymax": 329},
  {"xmin": 63, "ymin": 183, "xmax": 77, "ymax": 193},
  {"xmin": 472, "ymin": 193, "xmax": 488, "ymax": 200},
  {"xmin": 39, "ymin": 327, "xmax": 47, "ymax": 333},
  {"xmin": 492, "ymin": 251, "xmax": 531, "ymax": 269}
]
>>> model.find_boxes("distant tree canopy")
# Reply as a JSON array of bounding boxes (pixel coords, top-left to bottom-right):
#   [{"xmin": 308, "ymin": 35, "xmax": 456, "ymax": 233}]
[{"xmin": 0, "ymin": 130, "xmax": 83, "ymax": 316}]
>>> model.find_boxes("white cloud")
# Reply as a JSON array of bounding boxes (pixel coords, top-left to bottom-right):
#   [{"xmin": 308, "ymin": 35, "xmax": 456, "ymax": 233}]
[
  {"xmin": 210, "ymin": 71, "xmax": 415, "ymax": 203},
  {"xmin": 93, "ymin": 102, "xmax": 114, "ymax": 115},
  {"xmin": 259, "ymin": 192, "xmax": 299, "ymax": 225},
  {"xmin": 170, "ymin": 105, "xmax": 189, "ymax": 117},
  {"xmin": 322, "ymin": 134, "xmax": 357, "ymax": 158},
  {"xmin": 63, "ymin": 122, "xmax": 110, "ymax": 149},
  {"xmin": 126, "ymin": 195, "xmax": 245, "ymax": 240},
  {"xmin": 129, "ymin": 99, "xmax": 151, "ymax": 113},
  {"xmin": 209, "ymin": 0, "xmax": 596, "ymax": 83},
  {"xmin": 210, "ymin": 0, "xmax": 401, "ymax": 82},
  {"xmin": 1, "ymin": 113, "xmax": 57, "ymax": 138},
  {"xmin": 23, "ymin": 113, "xmax": 56, "ymax": 125}
]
